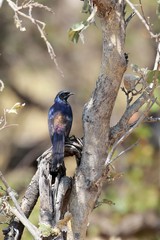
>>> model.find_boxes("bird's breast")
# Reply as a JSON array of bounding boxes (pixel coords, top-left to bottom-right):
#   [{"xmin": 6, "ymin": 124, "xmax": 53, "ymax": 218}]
[
  {"xmin": 54, "ymin": 112, "xmax": 66, "ymax": 126},
  {"xmin": 52, "ymin": 111, "xmax": 71, "ymax": 134}
]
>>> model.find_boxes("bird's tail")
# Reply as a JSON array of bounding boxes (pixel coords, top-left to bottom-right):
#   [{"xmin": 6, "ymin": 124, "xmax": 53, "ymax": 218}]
[{"xmin": 50, "ymin": 132, "xmax": 65, "ymax": 175}]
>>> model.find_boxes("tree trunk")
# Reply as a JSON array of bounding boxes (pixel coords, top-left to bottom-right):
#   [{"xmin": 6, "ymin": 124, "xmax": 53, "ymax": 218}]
[{"xmin": 68, "ymin": 1, "xmax": 127, "ymax": 239}]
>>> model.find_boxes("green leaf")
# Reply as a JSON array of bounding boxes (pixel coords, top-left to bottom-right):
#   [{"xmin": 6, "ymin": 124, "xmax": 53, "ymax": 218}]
[
  {"xmin": 68, "ymin": 21, "xmax": 87, "ymax": 43},
  {"xmin": 68, "ymin": 5, "xmax": 97, "ymax": 43},
  {"xmin": 146, "ymin": 70, "xmax": 160, "ymax": 83},
  {"xmin": 82, "ymin": 0, "xmax": 91, "ymax": 14},
  {"xmin": 70, "ymin": 22, "xmax": 85, "ymax": 32},
  {"xmin": 68, "ymin": 28, "xmax": 80, "ymax": 43},
  {"xmin": 102, "ymin": 198, "xmax": 115, "ymax": 206}
]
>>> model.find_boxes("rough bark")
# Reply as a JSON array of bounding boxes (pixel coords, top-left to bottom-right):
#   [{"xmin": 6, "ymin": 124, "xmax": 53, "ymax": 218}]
[
  {"xmin": 39, "ymin": 157, "xmax": 53, "ymax": 227},
  {"xmin": 3, "ymin": 137, "xmax": 82, "ymax": 240},
  {"xmin": 68, "ymin": 1, "xmax": 127, "ymax": 239}
]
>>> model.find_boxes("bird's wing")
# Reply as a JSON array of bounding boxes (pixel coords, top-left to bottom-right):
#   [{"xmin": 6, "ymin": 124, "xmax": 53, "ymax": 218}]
[
  {"xmin": 49, "ymin": 111, "xmax": 67, "ymax": 172},
  {"xmin": 49, "ymin": 110, "xmax": 72, "ymax": 137}
]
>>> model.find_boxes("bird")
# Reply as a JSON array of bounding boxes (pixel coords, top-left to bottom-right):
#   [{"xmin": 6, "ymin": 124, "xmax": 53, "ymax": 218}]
[{"xmin": 48, "ymin": 90, "xmax": 73, "ymax": 175}]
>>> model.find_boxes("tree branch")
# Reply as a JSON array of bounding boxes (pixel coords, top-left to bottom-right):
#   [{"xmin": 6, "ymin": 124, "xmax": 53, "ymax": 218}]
[
  {"xmin": 2, "ymin": 136, "xmax": 82, "ymax": 240},
  {"xmin": 68, "ymin": 1, "xmax": 127, "ymax": 239},
  {"xmin": 39, "ymin": 156, "xmax": 53, "ymax": 227},
  {"xmin": 107, "ymin": 98, "xmax": 155, "ymax": 165},
  {"xmin": 125, "ymin": 0, "xmax": 160, "ymax": 39},
  {"xmin": 154, "ymin": 42, "xmax": 160, "ymax": 71},
  {"xmin": 4, "ymin": 0, "xmax": 63, "ymax": 76},
  {"xmin": 109, "ymin": 84, "xmax": 156, "ymax": 144},
  {"xmin": 145, "ymin": 116, "xmax": 160, "ymax": 123},
  {"xmin": 8, "ymin": 207, "xmax": 40, "ymax": 240},
  {"xmin": 0, "ymin": 171, "xmax": 40, "ymax": 240},
  {"xmin": 16, "ymin": 169, "xmax": 39, "ymax": 240}
]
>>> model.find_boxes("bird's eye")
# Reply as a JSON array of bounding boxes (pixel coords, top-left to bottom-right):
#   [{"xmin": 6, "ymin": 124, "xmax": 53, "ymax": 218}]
[
  {"xmin": 60, "ymin": 93, "xmax": 65, "ymax": 98},
  {"xmin": 59, "ymin": 93, "xmax": 66, "ymax": 100}
]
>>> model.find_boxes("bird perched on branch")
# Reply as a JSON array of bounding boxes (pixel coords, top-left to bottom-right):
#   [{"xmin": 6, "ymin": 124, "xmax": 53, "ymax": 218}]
[{"xmin": 48, "ymin": 90, "xmax": 73, "ymax": 175}]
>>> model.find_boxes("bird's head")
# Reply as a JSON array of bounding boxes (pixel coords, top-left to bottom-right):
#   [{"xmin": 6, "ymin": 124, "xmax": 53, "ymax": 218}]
[{"xmin": 55, "ymin": 90, "xmax": 74, "ymax": 103}]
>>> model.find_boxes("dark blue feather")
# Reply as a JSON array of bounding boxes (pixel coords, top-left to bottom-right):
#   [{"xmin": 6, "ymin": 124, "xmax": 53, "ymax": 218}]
[
  {"xmin": 51, "ymin": 132, "xmax": 65, "ymax": 172},
  {"xmin": 48, "ymin": 91, "xmax": 73, "ymax": 174}
]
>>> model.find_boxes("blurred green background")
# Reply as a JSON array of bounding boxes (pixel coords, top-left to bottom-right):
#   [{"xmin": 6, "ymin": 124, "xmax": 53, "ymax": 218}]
[{"xmin": 0, "ymin": 0, "xmax": 159, "ymax": 240}]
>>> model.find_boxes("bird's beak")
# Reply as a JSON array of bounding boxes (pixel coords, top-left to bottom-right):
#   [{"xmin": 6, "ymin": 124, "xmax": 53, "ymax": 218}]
[{"xmin": 68, "ymin": 92, "xmax": 74, "ymax": 97}]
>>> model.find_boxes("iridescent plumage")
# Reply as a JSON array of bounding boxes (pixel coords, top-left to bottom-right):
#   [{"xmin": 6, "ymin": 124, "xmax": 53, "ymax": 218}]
[{"xmin": 48, "ymin": 91, "xmax": 73, "ymax": 174}]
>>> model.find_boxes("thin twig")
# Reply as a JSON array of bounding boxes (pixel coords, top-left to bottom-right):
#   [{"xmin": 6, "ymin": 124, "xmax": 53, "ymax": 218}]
[
  {"xmin": 125, "ymin": 0, "xmax": 160, "ymax": 39},
  {"xmin": 153, "ymin": 42, "xmax": 160, "ymax": 71},
  {"xmin": 5, "ymin": 0, "xmax": 63, "ymax": 76},
  {"xmin": 110, "ymin": 83, "xmax": 156, "ymax": 144},
  {"xmin": 9, "ymin": 207, "xmax": 41, "ymax": 240},
  {"xmin": 0, "ymin": 123, "xmax": 18, "ymax": 131},
  {"xmin": 0, "ymin": 171, "xmax": 40, "ymax": 240},
  {"xmin": 139, "ymin": 0, "xmax": 148, "ymax": 24},
  {"xmin": 0, "ymin": 171, "xmax": 23, "ymax": 215},
  {"xmin": 145, "ymin": 116, "xmax": 160, "ymax": 123},
  {"xmin": 110, "ymin": 141, "xmax": 139, "ymax": 163},
  {"xmin": 125, "ymin": 12, "xmax": 135, "ymax": 26},
  {"xmin": 106, "ymin": 99, "xmax": 155, "ymax": 165}
]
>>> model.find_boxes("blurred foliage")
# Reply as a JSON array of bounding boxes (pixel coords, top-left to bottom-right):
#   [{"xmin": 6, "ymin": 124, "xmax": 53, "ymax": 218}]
[
  {"xmin": 68, "ymin": 4, "xmax": 96, "ymax": 43},
  {"xmin": 157, "ymin": 0, "xmax": 160, "ymax": 17},
  {"xmin": 146, "ymin": 70, "xmax": 160, "ymax": 83},
  {"xmin": 0, "ymin": 0, "xmax": 160, "ymax": 240}
]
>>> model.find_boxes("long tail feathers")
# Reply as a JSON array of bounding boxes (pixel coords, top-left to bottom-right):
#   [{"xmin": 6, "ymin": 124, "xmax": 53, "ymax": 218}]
[{"xmin": 50, "ymin": 132, "xmax": 65, "ymax": 174}]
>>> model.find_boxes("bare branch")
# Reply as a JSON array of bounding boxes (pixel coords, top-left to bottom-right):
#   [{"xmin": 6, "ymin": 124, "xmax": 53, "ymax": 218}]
[
  {"xmin": 0, "ymin": 171, "xmax": 24, "ymax": 215},
  {"xmin": 110, "ymin": 84, "xmax": 155, "ymax": 144},
  {"xmin": 110, "ymin": 141, "xmax": 139, "ymax": 163},
  {"xmin": 145, "ymin": 116, "xmax": 160, "ymax": 123},
  {"xmin": 39, "ymin": 157, "xmax": 53, "ymax": 228},
  {"xmin": 4, "ymin": 0, "xmax": 63, "ymax": 76},
  {"xmin": 125, "ymin": 12, "xmax": 135, "ymax": 26},
  {"xmin": 154, "ymin": 42, "xmax": 160, "ymax": 71},
  {"xmin": 125, "ymin": 0, "xmax": 160, "ymax": 39},
  {"xmin": 138, "ymin": 0, "xmax": 148, "ymax": 25},
  {"xmin": 0, "ymin": 171, "xmax": 40, "ymax": 240},
  {"xmin": 0, "ymin": 104, "xmax": 26, "ymax": 131},
  {"xmin": 107, "ymin": 98, "xmax": 155, "ymax": 165},
  {"xmin": 2, "ymin": 135, "xmax": 81, "ymax": 239},
  {"xmin": 8, "ymin": 207, "xmax": 40, "ymax": 240},
  {"xmin": 13, "ymin": 169, "xmax": 40, "ymax": 240}
]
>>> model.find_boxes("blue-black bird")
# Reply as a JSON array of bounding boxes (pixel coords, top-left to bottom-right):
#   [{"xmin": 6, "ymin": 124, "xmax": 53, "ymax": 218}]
[{"xmin": 48, "ymin": 91, "xmax": 73, "ymax": 174}]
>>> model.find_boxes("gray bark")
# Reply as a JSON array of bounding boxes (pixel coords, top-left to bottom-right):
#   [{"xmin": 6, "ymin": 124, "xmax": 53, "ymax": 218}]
[
  {"xmin": 68, "ymin": 1, "xmax": 127, "ymax": 239},
  {"xmin": 3, "ymin": 137, "xmax": 82, "ymax": 240}
]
